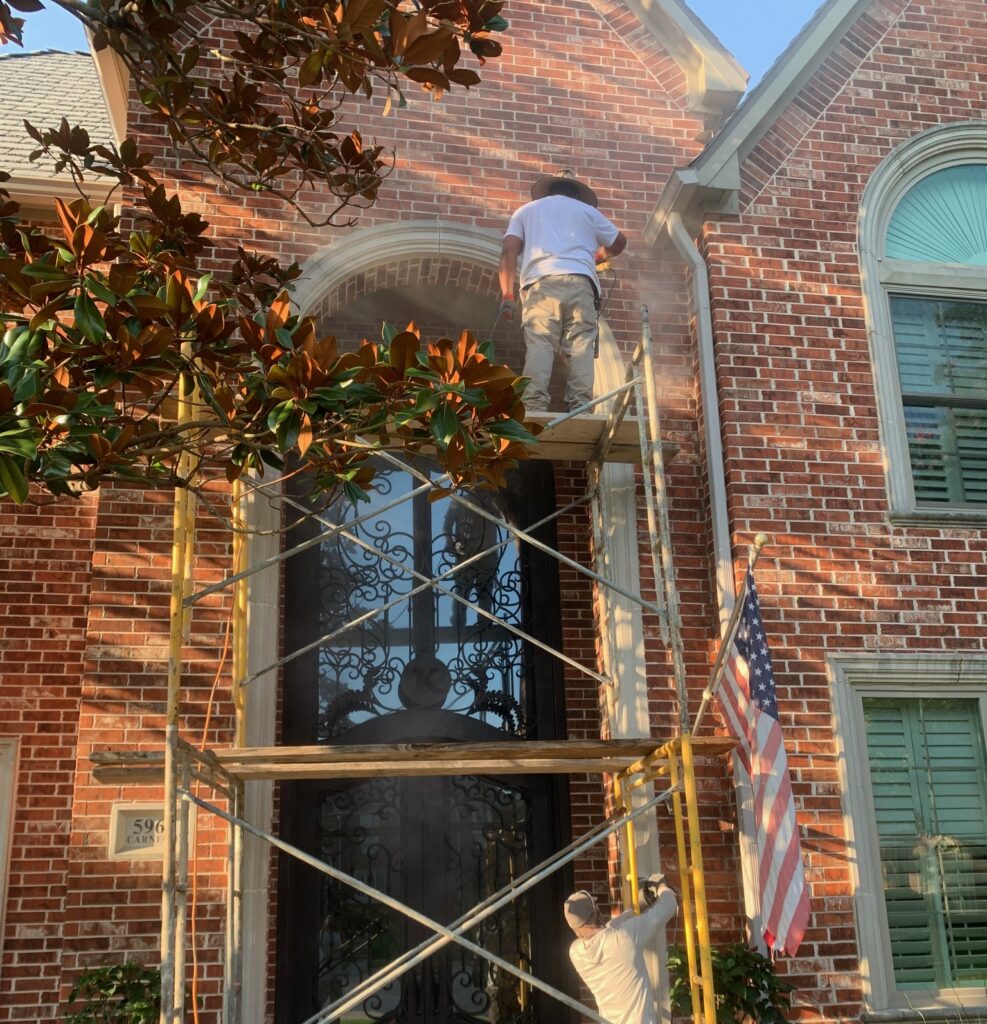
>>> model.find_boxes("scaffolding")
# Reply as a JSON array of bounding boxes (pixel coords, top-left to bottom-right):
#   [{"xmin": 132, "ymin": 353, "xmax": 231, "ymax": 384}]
[{"xmin": 91, "ymin": 306, "xmax": 737, "ymax": 1024}]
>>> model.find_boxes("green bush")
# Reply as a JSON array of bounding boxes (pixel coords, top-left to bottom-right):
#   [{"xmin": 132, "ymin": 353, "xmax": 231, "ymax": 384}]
[
  {"xmin": 668, "ymin": 942, "xmax": 793, "ymax": 1024},
  {"xmin": 66, "ymin": 961, "xmax": 161, "ymax": 1024}
]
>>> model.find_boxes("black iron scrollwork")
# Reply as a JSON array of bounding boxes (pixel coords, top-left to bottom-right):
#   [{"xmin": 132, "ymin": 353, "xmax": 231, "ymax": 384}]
[
  {"xmin": 316, "ymin": 776, "xmax": 537, "ymax": 1024},
  {"xmin": 315, "ymin": 464, "xmax": 531, "ymax": 739}
]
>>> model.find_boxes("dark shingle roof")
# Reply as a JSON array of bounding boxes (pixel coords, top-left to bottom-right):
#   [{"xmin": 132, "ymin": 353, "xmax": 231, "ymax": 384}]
[{"xmin": 0, "ymin": 50, "xmax": 114, "ymax": 178}]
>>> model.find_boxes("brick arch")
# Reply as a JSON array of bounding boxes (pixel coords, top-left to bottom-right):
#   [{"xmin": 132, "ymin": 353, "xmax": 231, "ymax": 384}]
[
  {"xmin": 309, "ymin": 254, "xmax": 501, "ymax": 335},
  {"xmin": 325, "ymin": 255, "xmax": 499, "ymax": 313},
  {"xmin": 293, "ymin": 221, "xmax": 504, "ymax": 318},
  {"xmin": 292, "ymin": 220, "xmax": 628, "ymax": 396}
]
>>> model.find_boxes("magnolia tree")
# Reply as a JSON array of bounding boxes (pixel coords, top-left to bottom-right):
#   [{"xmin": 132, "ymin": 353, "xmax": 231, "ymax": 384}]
[{"xmin": 0, "ymin": 0, "xmax": 536, "ymax": 504}]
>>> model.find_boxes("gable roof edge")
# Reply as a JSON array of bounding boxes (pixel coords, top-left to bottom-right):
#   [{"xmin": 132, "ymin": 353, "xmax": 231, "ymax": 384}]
[
  {"xmin": 89, "ymin": 36, "xmax": 130, "ymax": 144},
  {"xmin": 621, "ymin": 0, "xmax": 748, "ymax": 125},
  {"xmin": 645, "ymin": 0, "xmax": 873, "ymax": 243}
]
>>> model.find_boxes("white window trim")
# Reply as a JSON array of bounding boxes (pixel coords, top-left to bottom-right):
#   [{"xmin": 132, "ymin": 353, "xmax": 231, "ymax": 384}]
[
  {"xmin": 859, "ymin": 121, "xmax": 987, "ymax": 523},
  {"xmin": 829, "ymin": 653, "xmax": 987, "ymax": 1014},
  {"xmin": 0, "ymin": 739, "xmax": 18, "ymax": 982}
]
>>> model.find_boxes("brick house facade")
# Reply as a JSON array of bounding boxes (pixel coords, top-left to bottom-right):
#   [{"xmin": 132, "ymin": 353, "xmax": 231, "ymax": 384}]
[{"xmin": 1, "ymin": 0, "xmax": 987, "ymax": 1020}]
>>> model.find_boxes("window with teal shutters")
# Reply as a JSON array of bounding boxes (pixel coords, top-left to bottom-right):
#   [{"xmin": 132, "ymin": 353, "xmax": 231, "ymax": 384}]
[
  {"xmin": 863, "ymin": 698, "xmax": 987, "ymax": 989},
  {"xmin": 883, "ymin": 162, "xmax": 987, "ymax": 509},
  {"xmin": 890, "ymin": 296, "xmax": 987, "ymax": 506}
]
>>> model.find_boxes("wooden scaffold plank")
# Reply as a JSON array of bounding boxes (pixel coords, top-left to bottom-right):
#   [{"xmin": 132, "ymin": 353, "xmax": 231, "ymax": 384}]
[{"xmin": 90, "ymin": 736, "xmax": 735, "ymax": 784}]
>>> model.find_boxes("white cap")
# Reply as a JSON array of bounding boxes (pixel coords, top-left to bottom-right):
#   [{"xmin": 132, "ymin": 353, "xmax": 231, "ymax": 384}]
[{"xmin": 563, "ymin": 890, "xmax": 598, "ymax": 930}]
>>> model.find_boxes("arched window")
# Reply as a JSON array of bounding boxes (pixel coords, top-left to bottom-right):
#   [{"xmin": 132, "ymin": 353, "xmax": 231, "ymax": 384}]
[{"xmin": 860, "ymin": 124, "xmax": 987, "ymax": 518}]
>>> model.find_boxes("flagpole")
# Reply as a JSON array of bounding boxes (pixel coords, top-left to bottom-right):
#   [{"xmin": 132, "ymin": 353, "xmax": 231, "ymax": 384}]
[{"xmin": 691, "ymin": 533, "xmax": 769, "ymax": 736}]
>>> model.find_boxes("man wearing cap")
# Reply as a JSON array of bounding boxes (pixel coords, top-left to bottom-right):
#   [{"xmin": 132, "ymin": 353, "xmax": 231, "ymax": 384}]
[
  {"xmin": 564, "ymin": 877, "xmax": 677, "ymax": 1024},
  {"xmin": 499, "ymin": 171, "xmax": 627, "ymax": 412}
]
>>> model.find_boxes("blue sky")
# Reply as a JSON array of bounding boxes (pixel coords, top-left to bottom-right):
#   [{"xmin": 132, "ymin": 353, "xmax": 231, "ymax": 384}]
[{"xmin": 2, "ymin": 0, "xmax": 823, "ymax": 87}]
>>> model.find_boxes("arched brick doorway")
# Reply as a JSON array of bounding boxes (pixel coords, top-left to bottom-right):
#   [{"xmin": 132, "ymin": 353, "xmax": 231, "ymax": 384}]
[{"xmin": 275, "ymin": 251, "xmax": 576, "ymax": 1023}]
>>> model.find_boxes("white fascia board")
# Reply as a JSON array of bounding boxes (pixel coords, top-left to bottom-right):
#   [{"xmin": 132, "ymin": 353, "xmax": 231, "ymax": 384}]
[
  {"xmin": 643, "ymin": 156, "xmax": 740, "ymax": 246},
  {"xmin": 87, "ymin": 33, "xmax": 130, "ymax": 144},
  {"xmin": 647, "ymin": 0, "xmax": 873, "ymax": 245},
  {"xmin": 620, "ymin": 0, "xmax": 747, "ymax": 117},
  {"xmin": 7, "ymin": 173, "xmax": 114, "ymax": 214},
  {"xmin": 696, "ymin": 0, "xmax": 872, "ymax": 183}
]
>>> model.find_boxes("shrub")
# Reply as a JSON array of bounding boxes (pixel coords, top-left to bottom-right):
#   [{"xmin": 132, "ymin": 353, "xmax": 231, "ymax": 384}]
[
  {"xmin": 668, "ymin": 942, "xmax": 793, "ymax": 1024},
  {"xmin": 65, "ymin": 961, "xmax": 161, "ymax": 1024}
]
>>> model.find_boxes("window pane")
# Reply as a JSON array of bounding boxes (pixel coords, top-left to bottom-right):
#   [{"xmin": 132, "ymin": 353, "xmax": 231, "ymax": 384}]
[
  {"xmin": 891, "ymin": 296, "xmax": 987, "ymax": 397},
  {"xmin": 890, "ymin": 297, "xmax": 987, "ymax": 506},
  {"xmin": 905, "ymin": 405, "xmax": 987, "ymax": 505},
  {"xmin": 886, "ymin": 164, "xmax": 987, "ymax": 264},
  {"xmin": 863, "ymin": 698, "xmax": 987, "ymax": 990}
]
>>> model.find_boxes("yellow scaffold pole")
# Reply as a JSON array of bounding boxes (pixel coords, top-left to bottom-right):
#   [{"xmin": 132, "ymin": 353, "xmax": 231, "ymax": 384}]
[
  {"xmin": 668, "ymin": 741, "xmax": 703, "ymax": 1024},
  {"xmin": 161, "ymin": 358, "xmax": 197, "ymax": 1023}
]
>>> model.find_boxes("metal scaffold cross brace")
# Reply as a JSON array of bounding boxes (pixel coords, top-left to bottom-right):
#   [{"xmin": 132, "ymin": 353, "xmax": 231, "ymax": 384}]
[
  {"xmin": 92, "ymin": 307, "xmax": 718, "ymax": 1024},
  {"xmin": 176, "ymin": 768, "xmax": 683, "ymax": 1024}
]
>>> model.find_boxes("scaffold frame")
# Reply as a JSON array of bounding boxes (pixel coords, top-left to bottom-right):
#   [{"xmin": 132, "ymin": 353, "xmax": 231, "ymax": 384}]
[{"xmin": 92, "ymin": 307, "xmax": 737, "ymax": 1024}]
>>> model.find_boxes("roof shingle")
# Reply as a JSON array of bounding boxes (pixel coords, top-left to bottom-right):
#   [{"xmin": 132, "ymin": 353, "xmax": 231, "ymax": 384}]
[{"xmin": 0, "ymin": 49, "xmax": 114, "ymax": 179}]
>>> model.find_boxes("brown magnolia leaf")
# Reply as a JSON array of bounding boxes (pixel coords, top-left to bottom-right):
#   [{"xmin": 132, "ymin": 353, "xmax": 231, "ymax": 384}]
[
  {"xmin": 427, "ymin": 485, "xmax": 455, "ymax": 504},
  {"xmin": 341, "ymin": 0, "xmax": 387, "ymax": 31},
  {"xmin": 266, "ymin": 291, "xmax": 291, "ymax": 335},
  {"xmin": 388, "ymin": 331, "xmax": 420, "ymax": 376},
  {"xmin": 29, "ymin": 297, "xmax": 67, "ymax": 331},
  {"xmin": 53, "ymin": 197, "xmax": 78, "ymax": 245},
  {"xmin": 297, "ymin": 417, "xmax": 313, "ymax": 456},
  {"xmin": 402, "ymin": 27, "xmax": 455, "ymax": 66},
  {"xmin": 404, "ymin": 67, "xmax": 450, "ymax": 90},
  {"xmin": 447, "ymin": 68, "xmax": 481, "ymax": 87},
  {"xmin": 112, "ymin": 423, "xmax": 135, "ymax": 452}
]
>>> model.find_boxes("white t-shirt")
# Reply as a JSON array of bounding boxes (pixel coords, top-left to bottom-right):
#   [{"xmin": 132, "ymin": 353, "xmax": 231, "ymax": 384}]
[
  {"xmin": 504, "ymin": 195, "xmax": 620, "ymax": 291},
  {"xmin": 569, "ymin": 890, "xmax": 677, "ymax": 1024}
]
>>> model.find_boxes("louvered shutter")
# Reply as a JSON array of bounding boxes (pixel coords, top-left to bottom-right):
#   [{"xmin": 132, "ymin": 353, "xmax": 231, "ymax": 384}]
[
  {"xmin": 890, "ymin": 297, "xmax": 987, "ymax": 505},
  {"xmin": 864, "ymin": 698, "xmax": 987, "ymax": 990}
]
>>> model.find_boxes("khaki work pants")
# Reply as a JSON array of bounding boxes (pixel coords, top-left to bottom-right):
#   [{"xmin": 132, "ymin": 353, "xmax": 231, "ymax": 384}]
[{"xmin": 520, "ymin": 273, "xmax": 597, "ymax": 412}]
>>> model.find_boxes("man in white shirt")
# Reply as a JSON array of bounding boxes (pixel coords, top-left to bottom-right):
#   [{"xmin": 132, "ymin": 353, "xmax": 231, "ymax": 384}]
[
  {"xmin": 499, "ymin": 171, "xmax": 627, "ymax": 412},
  {"xmin": 564, "ymin": 878, "xmax": 677, "ymax": 1024}
]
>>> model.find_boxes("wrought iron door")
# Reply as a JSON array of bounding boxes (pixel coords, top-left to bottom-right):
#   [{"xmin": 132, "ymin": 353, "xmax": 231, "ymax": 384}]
[
  {"xmin": 277, "ymin": 463, "xmax": 572, "ymax": 1023},
  {"xmin": 308, "ymin": 773, "xmax": 536, "ymax": 1024}
]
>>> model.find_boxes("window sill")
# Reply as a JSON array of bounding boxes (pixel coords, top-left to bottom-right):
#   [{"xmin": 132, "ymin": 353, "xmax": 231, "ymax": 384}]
[
  {"xmin": 890, "ymin": 508, "xmax": 987, "ymax": 527},
  {"xmin": 863, "ymin": 1008, "xmax": 987, "ymax": 1024}
]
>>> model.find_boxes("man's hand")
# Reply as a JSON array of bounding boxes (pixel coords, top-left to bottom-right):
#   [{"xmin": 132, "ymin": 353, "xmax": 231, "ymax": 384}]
[
  {"xmin": 638, "ymin": 873, "xmax": 676, "ymax": 907},
  {"xmin": 595, "ymin": 232, "xmax": 628, "ymax": 266},
  {"xmin": 499, "ymin": 297, "xmax": 517, "ymax": 322}
]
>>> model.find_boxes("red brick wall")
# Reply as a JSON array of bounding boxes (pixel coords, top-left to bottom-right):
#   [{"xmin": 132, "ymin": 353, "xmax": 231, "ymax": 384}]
[
  {"xmin": 702, "ymin": 0, "xmax": 987, "ymax": 1018},
  {"xmin": 0, "ymin": 495, "xmax": 97, "ymax": 1019},
  {"xmin": 59, "ymin": 484, "xmax": 235, "ymax": 1014},
  {"xmin": 0, "ymin": 481, "xmax": 236, "ymax": 1019}
]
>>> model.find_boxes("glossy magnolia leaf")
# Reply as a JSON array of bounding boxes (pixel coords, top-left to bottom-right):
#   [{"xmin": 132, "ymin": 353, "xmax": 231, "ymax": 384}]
[{"xmin": 0, "ymin": 453, "xmax": 28, "ymax": 503}]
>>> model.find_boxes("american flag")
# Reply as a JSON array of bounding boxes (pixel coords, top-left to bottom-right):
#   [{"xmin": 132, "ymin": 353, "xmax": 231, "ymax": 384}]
[{"xmin": 717, "ymin": 568, "xmax": 810, "ymax": 956}]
